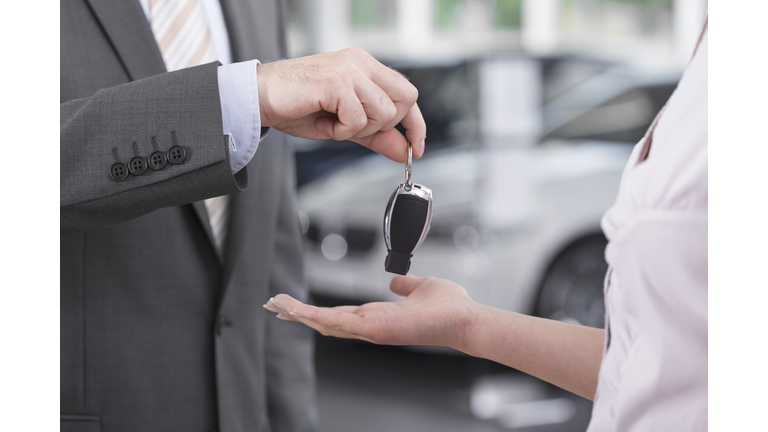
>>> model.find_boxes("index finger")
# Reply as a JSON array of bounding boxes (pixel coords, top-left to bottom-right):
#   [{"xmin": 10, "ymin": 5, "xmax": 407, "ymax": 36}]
[
  {"xmin": 274, "ymin": 294, "xmax": 366, "ymax": 332},
  {"xmin": 399, "ymin": 102, "xmax": 426, "ymax": 158},
  {"xmin": 348, "ymin": 102, "xmax": 426, "ymax": 162},
  {"xmin": 362, "ymin": 61, "xmax": 418, "ymax": 106}
]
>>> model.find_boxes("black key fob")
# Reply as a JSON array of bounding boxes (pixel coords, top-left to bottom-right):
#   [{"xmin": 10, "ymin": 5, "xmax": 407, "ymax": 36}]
[{"xmin": 383, "ymin": 144, "xmax": 433, "ymax": 275}]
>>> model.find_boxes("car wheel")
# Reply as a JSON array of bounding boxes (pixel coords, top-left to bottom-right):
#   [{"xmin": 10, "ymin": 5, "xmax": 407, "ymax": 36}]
[{"xmin": 535, "ymin": 234, "xmax": 608, "ymax": 328}]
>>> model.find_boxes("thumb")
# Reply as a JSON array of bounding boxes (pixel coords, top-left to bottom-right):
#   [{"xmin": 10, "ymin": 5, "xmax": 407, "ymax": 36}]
[{"xmin": 390, "ymin": 274, "xmax": 424, "ymax": 297}]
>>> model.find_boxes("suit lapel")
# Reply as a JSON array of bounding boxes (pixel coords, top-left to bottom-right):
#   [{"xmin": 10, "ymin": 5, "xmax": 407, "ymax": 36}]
[
  {"xmin": 219, "ymin": 0, "xmax": 286, "ymax": 63},
  {"xmin": 84, "ymin": 0, "xmax": 167, "ymax": 81}
]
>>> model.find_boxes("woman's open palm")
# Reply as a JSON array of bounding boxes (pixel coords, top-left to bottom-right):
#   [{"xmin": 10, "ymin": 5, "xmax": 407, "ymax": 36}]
[{"xmin": 266, "ymin": 275, "xmax": 478, "ymax": 350}]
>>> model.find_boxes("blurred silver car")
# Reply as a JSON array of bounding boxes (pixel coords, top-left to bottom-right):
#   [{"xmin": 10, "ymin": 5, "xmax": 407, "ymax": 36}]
[
  {"xmin": 299, "ymin": 139, "xmax": 629, "ymax": 328},
  {"xmin": 295, "ymin": 58, "xmax": 679, "ymax": 329}
]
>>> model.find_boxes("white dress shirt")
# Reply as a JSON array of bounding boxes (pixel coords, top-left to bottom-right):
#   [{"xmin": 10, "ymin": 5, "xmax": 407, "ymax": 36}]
[{"xmin": 588, "ymin": 17, "xmax": 708, "ymax": 431}]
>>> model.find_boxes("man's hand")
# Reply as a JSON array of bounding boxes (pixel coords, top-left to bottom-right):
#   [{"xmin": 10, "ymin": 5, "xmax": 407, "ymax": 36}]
[
  {"xmin": 264, "ymin": 275, "xmax": 479, "ymax": 351},
  {"xmin": 257, "ymin": 48, "xmax": 426, "ymax": 162}
]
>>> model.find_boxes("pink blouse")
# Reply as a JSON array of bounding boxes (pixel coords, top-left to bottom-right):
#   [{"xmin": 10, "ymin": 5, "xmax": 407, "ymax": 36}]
[{"xmin": 588, "ymin": 18, "xmax": 708, "ymax": 431}]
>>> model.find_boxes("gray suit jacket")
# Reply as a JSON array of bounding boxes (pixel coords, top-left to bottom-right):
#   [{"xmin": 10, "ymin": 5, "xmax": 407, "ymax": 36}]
[{"xmin": 60, "ymin": 1, "xmax": 318, "ymax": 431}]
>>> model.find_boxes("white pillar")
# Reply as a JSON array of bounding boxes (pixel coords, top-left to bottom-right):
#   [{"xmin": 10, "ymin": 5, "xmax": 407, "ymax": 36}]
[
  {"xmin": 477, "ymin": 57, "xmax": 542, "ymax": 230},
  {"xmin": 479, "ymin": 58, "xmax": 542, "ymax": 139},
  {"xmin": 521, "ymin": 0, "xmax": 559, "ymax": 54},
  {"xmin": 673, "ymin": 0, "xmax": 707, "ymax": 61},
  {"xmin": 307, "ymin": 0, "xmax": 352, "ymax": 54},
  {"xmin": 396, "ymin": 0, "xmax": 433, "ymax": 58}
]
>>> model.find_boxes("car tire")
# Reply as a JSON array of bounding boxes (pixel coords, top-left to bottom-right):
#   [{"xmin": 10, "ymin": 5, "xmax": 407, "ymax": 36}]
[{"xmin": 534, "ymin": 234, "xmax": 608, "ymax": 329}]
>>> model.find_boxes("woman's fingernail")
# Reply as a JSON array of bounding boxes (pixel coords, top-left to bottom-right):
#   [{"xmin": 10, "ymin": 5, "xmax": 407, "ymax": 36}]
[
  {"xmin": 271, "ymin": 297, "xmax": 288, "ymax": 310},
  {"xmin": 420, "ymin": 139, "xmax": 426, "ymax": 156},
  {"xmin": 263, "ymin": 299, "xmax": 280, "ymax": 313},
  {"xmin": 276, "ymin": 313, "xmax": 291, "ymax": 321},
  {"xmin": 289, "ymin": 311, "xmax": 304, "ymax": 319}
]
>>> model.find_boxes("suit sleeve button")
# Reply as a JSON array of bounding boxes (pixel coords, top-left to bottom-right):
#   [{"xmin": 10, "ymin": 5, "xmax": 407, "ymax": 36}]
[
  {"xmin": 148, "ymin": 151, "xmax": 167, "ymax": 170},
  {"xmin": 110, "ymin": 163, "xmax": 129, "ymax": 181},
  {"xmin": 129, "ymin": 156, "xmax": 147, "ymax": 175},
  {"xmin": 167, "ymin": 146, "xmax": 186, "ymax": 164}
]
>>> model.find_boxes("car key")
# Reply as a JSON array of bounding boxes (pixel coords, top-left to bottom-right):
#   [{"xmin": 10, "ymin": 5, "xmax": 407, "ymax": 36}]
[{"xmin": 383, "ymin": 142, "xmax": 433, "ymax": 275}]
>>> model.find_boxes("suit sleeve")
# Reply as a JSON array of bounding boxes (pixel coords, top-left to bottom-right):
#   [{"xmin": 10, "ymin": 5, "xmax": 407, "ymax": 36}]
[
  {"xmin": 264, "ymin": 145, "xmax": 320, "ymax": 432},
  {"xmin": 60, "ymin": 62, "xmax": 247, "ymax": 237}
]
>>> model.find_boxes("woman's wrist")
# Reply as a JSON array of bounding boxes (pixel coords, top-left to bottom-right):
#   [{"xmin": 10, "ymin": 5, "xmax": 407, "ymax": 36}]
[{"xmin": 456, "ymin": 301, "xmax": 494, "ymax": 357}]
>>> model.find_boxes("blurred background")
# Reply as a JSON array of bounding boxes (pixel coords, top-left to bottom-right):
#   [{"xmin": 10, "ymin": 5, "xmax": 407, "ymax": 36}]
[{"xmin": 284, "ymin": 1, "xmax": 707, "ymax": 431}]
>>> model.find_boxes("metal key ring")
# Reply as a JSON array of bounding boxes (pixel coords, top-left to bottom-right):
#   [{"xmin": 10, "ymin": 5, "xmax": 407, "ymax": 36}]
[{"xmin": 405, "ymin": 142, "xmax": 413, "ymax": 190}]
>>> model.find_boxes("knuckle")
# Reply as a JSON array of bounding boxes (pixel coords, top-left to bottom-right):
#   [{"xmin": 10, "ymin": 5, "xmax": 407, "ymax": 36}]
[
  {"xmin": 344, "ymin": 99, "xmax": 367, "ymax": 125},
  {"xmin": 377, "ymin": 94, "xmax": 397, "ymax": 120},
  {"xmin": 341, "ymin": 47, "xmax": 365, "ymax": 62},
  {"xmin": 386, "ymin": 104, "xmax": 398, "ymax": 122},
  {"xmin": 328, "ymin": 71, "xmax": 351, "ymax": 90},
  {"xmin": 347, "ymin": 47, "xmax": 367, "ymax": 58},
  {"xmin": 352, "ymin": 112, "xmax": 368, "ymax": 130},
  {"xmin": 389, "ymin": 66, "xmax": 410, "ymax": 81},
  {"xmin": 404, "ymin": 85, "xmax": 419, "ymax": 104}
]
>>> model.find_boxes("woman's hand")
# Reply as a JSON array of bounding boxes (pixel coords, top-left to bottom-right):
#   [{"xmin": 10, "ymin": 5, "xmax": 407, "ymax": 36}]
[
  {"xmin": 267, "ymin": 273, "xmax": 606, "ymax": 400},
  {"xmin": 265, "ymin": 274, "xmax": 480, "ymax": 351}
]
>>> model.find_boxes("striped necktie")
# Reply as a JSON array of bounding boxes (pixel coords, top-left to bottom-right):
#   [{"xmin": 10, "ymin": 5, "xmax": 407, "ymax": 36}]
[{"xmin": 150, "ymin": 0, "xmax": 230, "ymax": 259}]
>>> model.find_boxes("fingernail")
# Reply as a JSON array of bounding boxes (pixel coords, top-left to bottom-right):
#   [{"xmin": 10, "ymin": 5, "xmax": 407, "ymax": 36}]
[
  {"xmin": 420, "ymin": 139, "xmax": 426, "ymax": 156},
  {"xmin": 289, "ymin": 311, "xmax": 304, "ymax": 318},
  {"xmin": 270, "ymin": 297, "xmax": 287, "ymax": 311},
  {"xmin": 276, "ymin": 313, "xmax": 291, "ymax": 321},
  {"xmin": 269, "ymin": 297, "xmax": 285, "ymax": 309},
  {"xmin": 263, "ymin": 298, "xmax": 280, "ymax": 313}
]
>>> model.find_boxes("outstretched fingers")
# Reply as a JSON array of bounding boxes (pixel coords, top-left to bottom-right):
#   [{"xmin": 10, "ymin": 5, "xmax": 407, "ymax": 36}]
[
  {"xmin": 294, "ymin": 313, "xmax": 377, "ymax": 344},
  {"xmin": 269, "ymin": 294, "xmax": 374, "ymax": 342}
]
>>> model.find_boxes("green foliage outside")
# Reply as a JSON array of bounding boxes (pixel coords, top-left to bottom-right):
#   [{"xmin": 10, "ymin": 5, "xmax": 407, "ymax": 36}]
[
  {"xmin": 435, "ymin": 0, "xmax": 522, "ymax": 31},
  {"xmin": 351, "ymin": 0, "xmax": 395, "ymax": 29},
  {"xmin": 494, "ymin": 0, "xmax": 522, "ymax": 29},
  {"xmin": 561, "ymin": 0, "xmax": 672, "ymax": 8},
  {"xmin": 601, "ymin": 0, "xmax": 672, "ymax": 8},
  {"xmin": 434, "ymin": 0, "xmax": 464, "ymax": 31},
  {"xmin": 354, "ymin": 0, "xmax": 673, "ymax": 33}
]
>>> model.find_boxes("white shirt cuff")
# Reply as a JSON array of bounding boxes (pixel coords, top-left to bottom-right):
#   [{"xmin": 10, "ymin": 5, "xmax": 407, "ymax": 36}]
[{"xmin": 217, "ymin": 59, "xmax": 265, "ymax": 174}]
